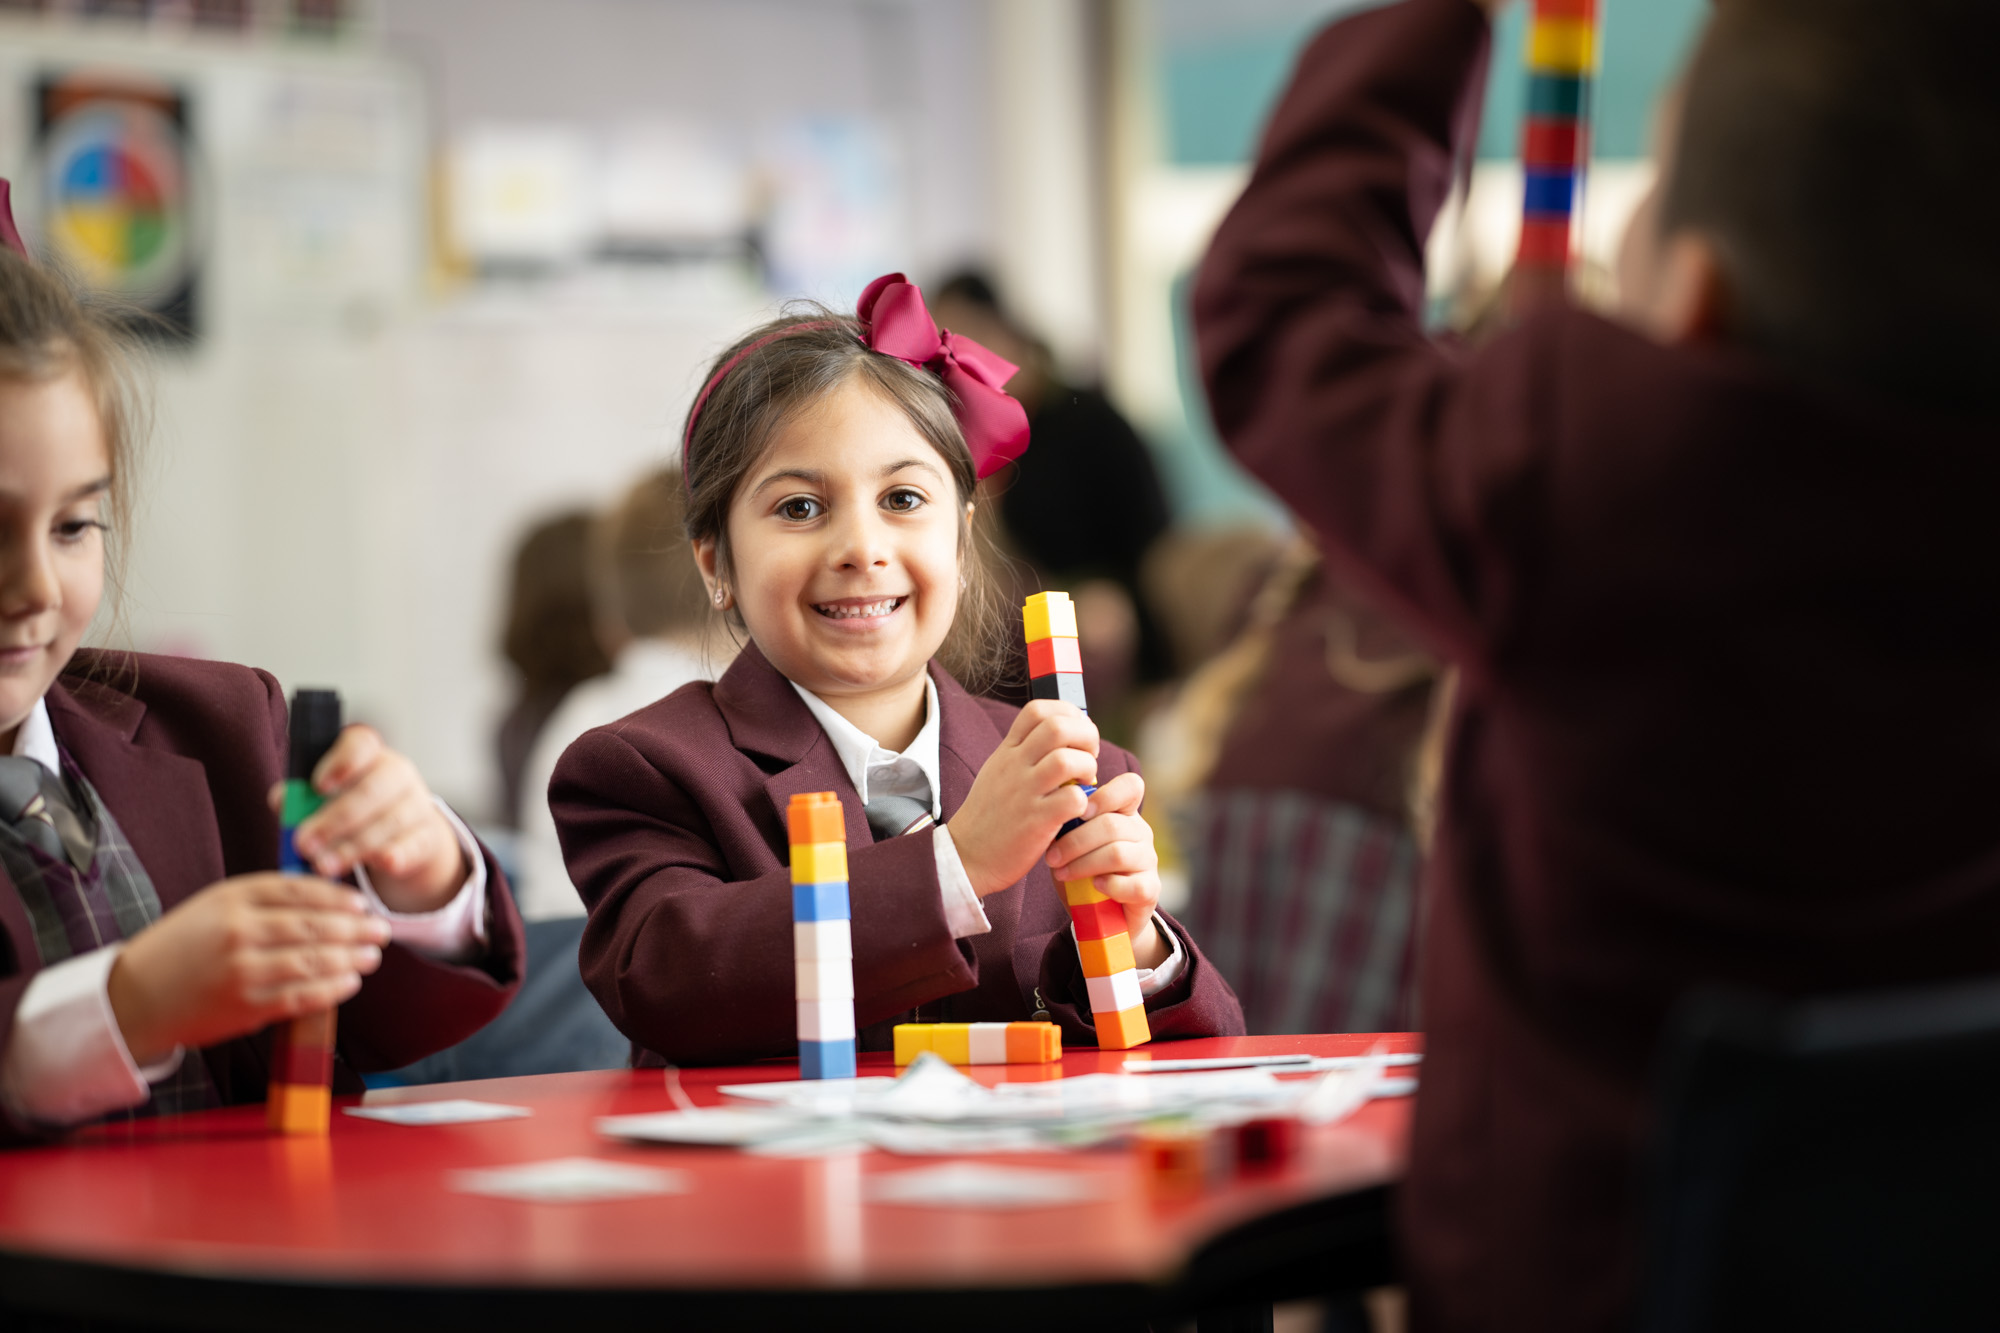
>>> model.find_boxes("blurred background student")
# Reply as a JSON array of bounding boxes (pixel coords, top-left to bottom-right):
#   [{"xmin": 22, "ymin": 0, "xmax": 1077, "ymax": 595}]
[
  {"xmin": 930, "ymin": 272, "xmax": 1174, "ymax": 737},
  {"xmin": 516, "ymin": 467, "xmax": 719, "ymax": 923},
  {"xmin": 1147, "ymin": 543, "xmax": 1439, "ymax": 1037},
  {"xmin": 494, "ymin": 512, "xmax": 613, "ymax": 831}
]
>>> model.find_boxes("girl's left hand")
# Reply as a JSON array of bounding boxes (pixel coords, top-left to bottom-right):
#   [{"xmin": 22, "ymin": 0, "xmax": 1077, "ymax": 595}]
[
  {"xmin": 269, "ymin": 725, "xmax": 468, "ymax": 914},
  {"xmin": 1042, "ymin": 771, "xmax": 1169, "ymax": 969}
]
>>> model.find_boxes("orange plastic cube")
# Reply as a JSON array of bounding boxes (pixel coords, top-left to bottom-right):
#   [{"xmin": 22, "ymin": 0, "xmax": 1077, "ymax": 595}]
[
  {"xmin": 1093, "ymin": 1004, "xmax": 1150, "ymax": 1050},
  {"xmin": 786, "ymin": 792, "xmax": 845, "ymax": 845},
  {"xmin": 1005, "ymin": 1022, "xmax": 1061, "ymax": 1063},
  {"xmin": 1077, "ymin": 933, "xmax": 1136, "ymax": 977},
  {"xmin": 267, "ymin": 1082, "xmax": 331, "ymax": 1135}
]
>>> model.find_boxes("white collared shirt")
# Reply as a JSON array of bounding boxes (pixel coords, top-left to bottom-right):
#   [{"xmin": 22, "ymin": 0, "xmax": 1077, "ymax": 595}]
[
  {"xmin": 788, "ymin": 680, "xmax": 1185, "ymax": 994},
  {"xmin": 0, "ymin": 697, "xmax": 490, "ymax": 1128}
]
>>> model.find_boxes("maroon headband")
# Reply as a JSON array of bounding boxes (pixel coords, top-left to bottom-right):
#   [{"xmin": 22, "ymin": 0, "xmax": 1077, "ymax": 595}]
[
  {"xmin": 681, "ymin": 272, "xmax": 1030, "ymax": 481},
  {"xmin": 0, "ymin": 180, "xmax": 27, "ymax": 258}
]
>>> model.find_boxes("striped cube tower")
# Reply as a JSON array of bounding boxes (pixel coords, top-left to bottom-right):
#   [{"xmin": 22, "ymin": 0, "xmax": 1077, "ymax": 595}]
[
  {"xmin": 790, "ymin": 791, "xmax": 857, "ymax": 1080},
  {"xmin": 268, "ymin": 689, "xmax": 341, "ymax": 1135},
  {"xmin": 1516, "ymin": 0, "xmax": 1598, "ymax": 304},
  {"xmin": 1023, "ymin": 592, "xmax": 1151, "ymax": 1051},
  {"xmin": 893, "ymin": 1021, "xmax": 1062, "ymax": 1066}
]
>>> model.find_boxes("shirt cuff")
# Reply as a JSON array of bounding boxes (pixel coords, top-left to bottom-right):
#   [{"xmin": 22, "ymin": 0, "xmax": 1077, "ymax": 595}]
[
  {"xmin": 932, "ymin": 824, "xmax": 992, "ymax": 940},
  {"xmin": 0, "ymin": 945, "xmax": 184, "ymax": 1128},
  {"xmin": 353, "ymin": 797, "xmax": 489, "ymax": 964},
  {"xmin": 1135, "ymin": 912, "xmax": 1187, "ymax": 999}
]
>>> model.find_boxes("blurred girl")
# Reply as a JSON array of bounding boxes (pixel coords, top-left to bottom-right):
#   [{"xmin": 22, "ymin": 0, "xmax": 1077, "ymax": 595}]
[{"xmin": 0, "ymin": 186, "xmax": 521, "ymax": 1138}]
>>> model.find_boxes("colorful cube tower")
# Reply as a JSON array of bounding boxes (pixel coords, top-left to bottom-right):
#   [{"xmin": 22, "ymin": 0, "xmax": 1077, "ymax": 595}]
[
  {"xmin": 893, "ymin": 1021, "xmax": 1061, "ymax": 1066},
  {"xmin": 268, "ymin": 688, "xmax": 341, "ymax": 1135},
  {"xmin": 1516, "ymin": 0, "xmax": 1598, "ymax": 299},
  {"xmin": 1022, "ymin": 592, "xmax": 1151, "ymax": 1051},
  {"xmin": 790, "ymin": 791, "xmax": 856, "ymax": 1080}
]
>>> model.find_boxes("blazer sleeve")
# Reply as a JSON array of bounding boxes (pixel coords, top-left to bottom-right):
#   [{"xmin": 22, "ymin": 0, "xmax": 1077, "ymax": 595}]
[
  {"xmin": 1028, "ymin": 744, "xmax": 1247, "ymax": 1042},
  {"xmin": 1194, "ymin": 0, "xmax": 1541, "ymax": 673},
  {"xmin": 553, "ymin": 727, "xmax": 979, "ymax": 1067}
]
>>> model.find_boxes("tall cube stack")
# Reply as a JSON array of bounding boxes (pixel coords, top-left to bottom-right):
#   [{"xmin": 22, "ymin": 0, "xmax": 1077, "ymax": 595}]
[
  {"xmin": 268, "ymin": 688, "xmax": 342, "ymax": 1135},
  {"xmin": 1516, "ymin": 0, "xmax": 1597, "ymax": 283},
  {"xmin": 1023, "ymin": 592, "xmax": 1151, "ymax": 1051},
  {"xmin": 790, "ymin": 791, "xmax": 857, "ymax": 1080}
]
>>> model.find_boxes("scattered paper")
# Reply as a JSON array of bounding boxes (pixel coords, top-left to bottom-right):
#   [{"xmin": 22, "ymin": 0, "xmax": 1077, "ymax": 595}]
[
  {"xmin": 596, "ymin": 1108, "xmax": 803, "ymax": 1147},
  {"xmin": 345, "ymin": 1100, "xmax": 532, "ymax": 1126},
  {"xmin": 449, "ymin": 1157, "xmax": 689, "ymax": 1203},
  {"xmin": 865, "ymin": 1162, "xmax": 1108, "ymax": 1209},
  {"xmin": 1124, "ymin": 1054, "xmax": 1315, "ymax": 1073}
]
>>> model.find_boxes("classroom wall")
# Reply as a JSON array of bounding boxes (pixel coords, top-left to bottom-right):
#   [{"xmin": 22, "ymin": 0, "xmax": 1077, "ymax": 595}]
[
  {"xmin": 0, "ymin": 2, "xmax": 1020, "ymax": 824},
  {"xmin": 1108, "ymin": 0, "xmax": 1708, "ymax": 528}
]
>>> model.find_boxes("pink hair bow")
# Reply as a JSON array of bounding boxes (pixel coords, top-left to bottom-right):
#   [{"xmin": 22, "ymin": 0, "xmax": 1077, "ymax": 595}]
[
  {"xmin": 0, "ymin": 180, "xmax": 27, "ymax": 258},
  {"xmin": 857, "ymin": 273, "xmax": 1029, "ymax": 479}
]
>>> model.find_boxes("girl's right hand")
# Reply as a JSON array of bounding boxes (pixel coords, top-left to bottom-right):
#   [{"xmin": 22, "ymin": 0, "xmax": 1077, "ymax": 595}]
[
  {"xmin": 950, "ymin": 700, "xmax": 1101, "ymax": 898},
  {"xmin": 106, "ymin": 875, "xmax": 391, "ymax": 1066}
]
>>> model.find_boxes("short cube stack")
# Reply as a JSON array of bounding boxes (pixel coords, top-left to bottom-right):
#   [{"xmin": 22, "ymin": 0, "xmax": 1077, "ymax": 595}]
[
  {"xmin": 1022, "ymin": 591, "xmax": 1151, "ymax": 1051},
  {"xmin": 268, "ymin": 688, "xmax": 341, "ymax": 1135},
  {"xmin": 893, "ymin": 1021, "xmax": 1061, "ymax": 1066},
  {"xmin": 790, "ymin": 791, "xmax": 856, "ymax": 1080},
  {"xmin": 1516, "ymin": 0, "xmax": 1598, "ymax": 287}
]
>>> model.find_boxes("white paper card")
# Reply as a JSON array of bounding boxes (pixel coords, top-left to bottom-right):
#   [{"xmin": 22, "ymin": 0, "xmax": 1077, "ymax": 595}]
[
  {"xmin": 596, "ymin": 1108, "xmax": 804, "ymax": 1147},
  {"xmin": 866, "ymin": 1162, "xmax": 1107, "ymax": 1209},
  {"xmin": 345, "ymin": 1100, "xmax": 533, "ymax": 1126},
  {"xmin": 449, "ymin": 1157, "xmax": 689, "ymax": 1203}
]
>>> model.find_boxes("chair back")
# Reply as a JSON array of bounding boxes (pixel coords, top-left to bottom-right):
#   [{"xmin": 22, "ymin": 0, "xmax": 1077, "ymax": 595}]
[{"xmin": 1636, "ymin": 975, "xmax": 2000, "ymax": 1332}]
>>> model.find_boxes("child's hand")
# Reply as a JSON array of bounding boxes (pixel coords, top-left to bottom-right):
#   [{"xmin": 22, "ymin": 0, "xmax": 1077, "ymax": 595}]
[
  {"xmin": 107, "ymin": 874, "xmax": 391, "ymax": 1066},
  {"xmin": 271, "ymin": 725, "xmax": 469, "ymax": 914},
  {"xmin": 1043, "ymin": 772, "xmax": 1170, "ymax": 969},
  {"xmin": 950, "ymin": 701, "xmax": 1100, "ymax": 899}
]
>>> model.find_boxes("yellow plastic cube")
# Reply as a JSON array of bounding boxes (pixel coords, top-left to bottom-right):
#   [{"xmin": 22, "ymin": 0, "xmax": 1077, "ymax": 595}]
[
  {"xmin": 790, "ymin": 840, "xmax": 848, "ymax": 885},
  {"xmin": 1022, "ymin": 591, "xmax": 1078, "ymax": 643}
]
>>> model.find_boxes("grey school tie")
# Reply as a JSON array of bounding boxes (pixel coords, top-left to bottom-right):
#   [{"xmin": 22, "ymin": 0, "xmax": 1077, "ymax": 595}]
[
  {"xmin": 864, "ymin": 793, "xmax": 935, "ymax": 842},
  {"xmin": 0, "ymin": 756, "xmax": 95, "ymax": 870}
]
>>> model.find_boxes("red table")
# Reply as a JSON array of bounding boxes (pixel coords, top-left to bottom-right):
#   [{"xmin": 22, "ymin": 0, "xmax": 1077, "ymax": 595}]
[{"xmin": 0, "ymin": 1033, "xmax": 1416, "ymax": 1331}]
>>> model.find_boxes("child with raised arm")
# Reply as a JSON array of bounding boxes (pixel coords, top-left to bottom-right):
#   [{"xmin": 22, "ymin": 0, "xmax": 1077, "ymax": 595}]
[
  {"xmin": 0, "ymin": 191, "xmax": 523, "ymax": 1139},
  {"xmin": 551, "ymin": 275, "xmax": 1241, "ymax": 1064},
  {"xmin": 1195, "ymin": 1, "xmax": 2000, "ymax": 1328}
]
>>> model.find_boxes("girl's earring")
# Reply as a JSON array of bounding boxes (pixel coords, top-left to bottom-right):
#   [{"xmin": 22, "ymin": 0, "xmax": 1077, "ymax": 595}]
[{"xmin": 713, "ymin": 587, "xmax": 728, "ymax": 608}]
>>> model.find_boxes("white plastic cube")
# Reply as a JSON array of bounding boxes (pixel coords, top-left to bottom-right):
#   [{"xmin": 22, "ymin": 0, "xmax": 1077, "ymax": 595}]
[
  {"xmin": 794, "ymin": 955, "xmax": 855, "ymax": 1001},
  {"xmin": 968, "ymin": 1022, "xmax": 1011, "ymax": 1065},
  {"xmin": 794, "ymin": 919, "xmax": 852, "ymax": 962},
  {"xmin": 1085, "ymin": 969, "xmax": 1143, "ymax": 1015},
  {"xmin": 797, "ymin": 998, "xmax": 856, "ymax": 1042}
]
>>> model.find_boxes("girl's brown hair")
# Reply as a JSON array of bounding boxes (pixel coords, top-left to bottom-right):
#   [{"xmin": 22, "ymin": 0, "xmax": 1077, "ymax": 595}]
[
  {"xmin": 681, "ymin": 306, "xmax": 1011, "ymax": 691},
  {"xmin": 0, "ymin": 249, "xmax": 148, "ymax": 620}
]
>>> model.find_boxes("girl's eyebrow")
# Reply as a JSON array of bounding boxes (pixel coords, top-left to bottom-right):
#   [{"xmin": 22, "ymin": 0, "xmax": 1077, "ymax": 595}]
[
  {"xmin": 882, "ymin": 457, "xmax": 943, "ymax": 481},
  {"xmin": 749, "ymin": 467, "xmax": 823, "ymax": 497},
  {"xmin": 66, "ymin": 477, "xmax": 111, "ymax": 501}
]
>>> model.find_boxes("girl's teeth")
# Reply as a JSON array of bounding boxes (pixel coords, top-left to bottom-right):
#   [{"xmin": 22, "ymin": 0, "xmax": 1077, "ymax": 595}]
[{"xmin": 819, "ymin": 598, "xmax": 899, "ymax": 619}]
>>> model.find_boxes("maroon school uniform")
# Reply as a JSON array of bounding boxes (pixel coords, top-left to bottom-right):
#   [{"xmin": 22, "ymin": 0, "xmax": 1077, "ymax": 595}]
[
  {"xmin": 1196, "ymin": 1, "xmax": 2000, "ymax": 1329},
  {"xmin": 0, "ymin": 651, "xmax": 526, "ymax": 1144},
  {"xmin": 550, "ymin": 641, "xmax": 1242, "ymax": 1065}
]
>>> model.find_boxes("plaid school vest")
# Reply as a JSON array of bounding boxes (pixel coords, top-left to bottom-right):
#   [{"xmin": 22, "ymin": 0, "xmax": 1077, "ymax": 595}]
[{"xmin": 0, "ymin": 754, "xmax": 221, "ymax": 1118}]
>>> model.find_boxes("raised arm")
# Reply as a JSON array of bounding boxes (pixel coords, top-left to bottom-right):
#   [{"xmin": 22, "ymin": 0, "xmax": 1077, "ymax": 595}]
[{"xmin": 1194, "ymin": 0, "xmax": 1516, "ymax": 665}]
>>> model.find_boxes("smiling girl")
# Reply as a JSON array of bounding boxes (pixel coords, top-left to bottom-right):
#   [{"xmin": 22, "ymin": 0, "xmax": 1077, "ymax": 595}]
[{"xmin": 551, "ymin": 275, "xmax": 1241, "ymax": 1063}]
